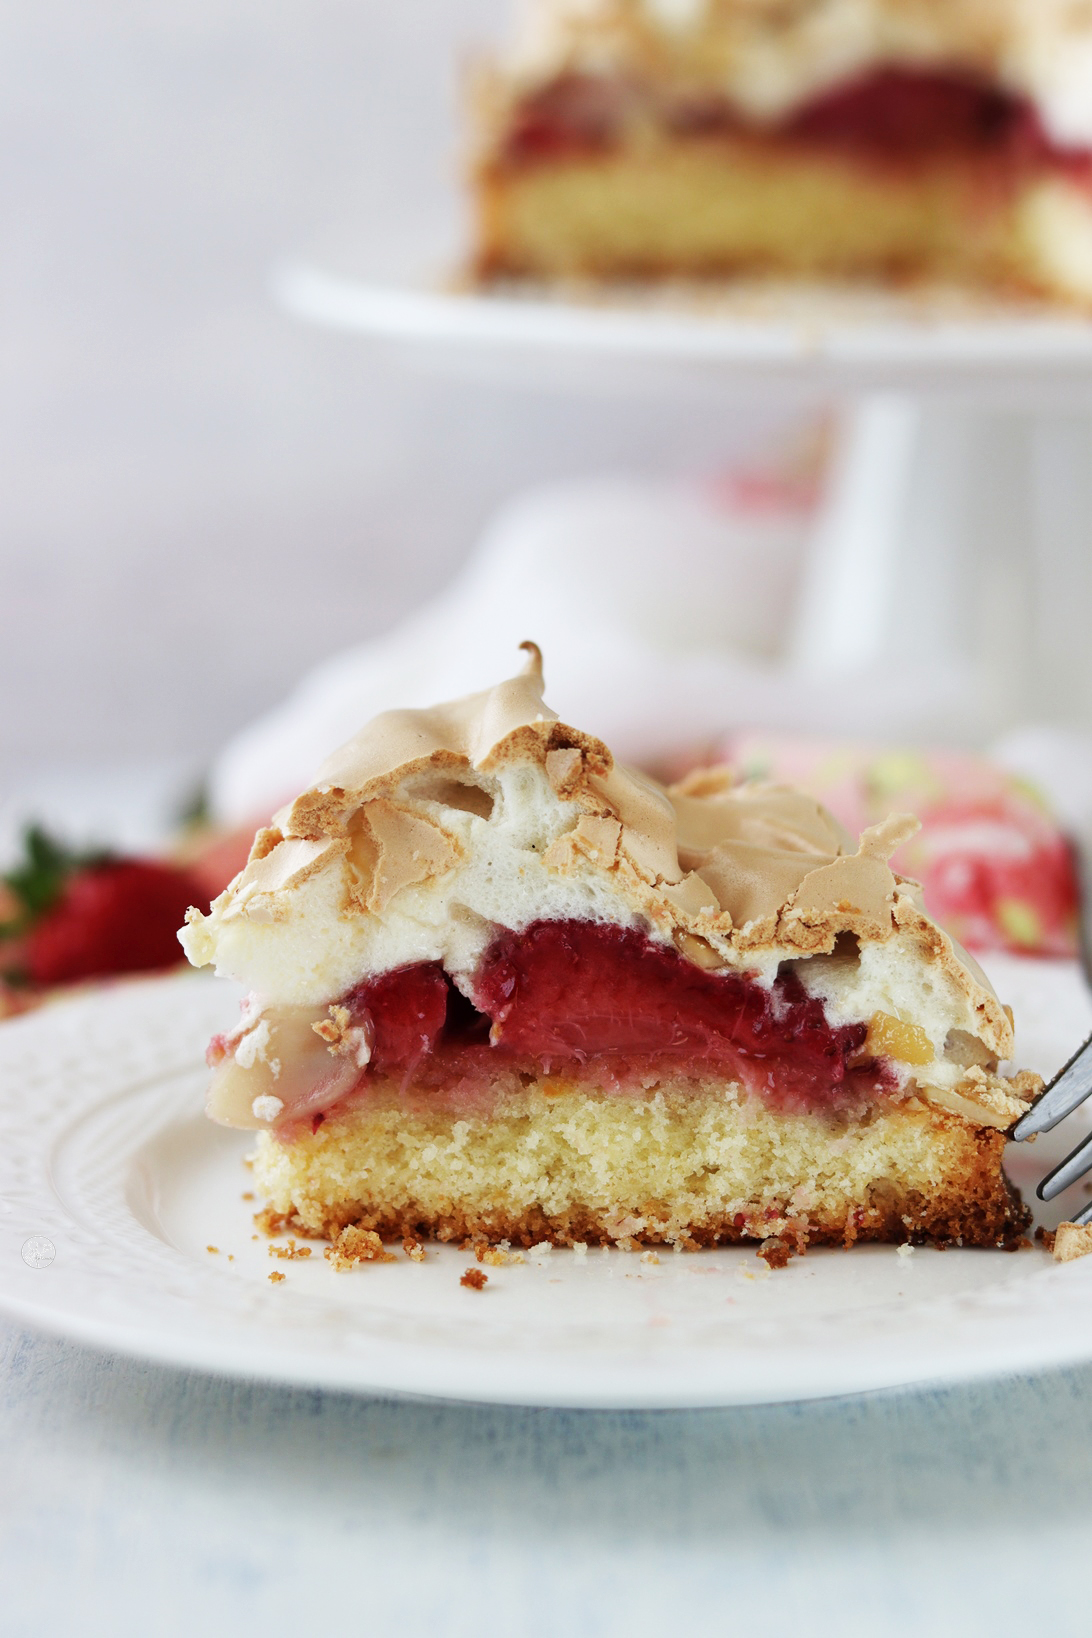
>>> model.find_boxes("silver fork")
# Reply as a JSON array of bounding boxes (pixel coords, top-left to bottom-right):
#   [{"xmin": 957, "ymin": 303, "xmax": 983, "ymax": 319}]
[{"xmin": 1013, "ymin": 1032, "xmax": 1092, "ymax": 1224}]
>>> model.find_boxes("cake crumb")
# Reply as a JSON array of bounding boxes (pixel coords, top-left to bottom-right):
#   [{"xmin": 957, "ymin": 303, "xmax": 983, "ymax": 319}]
[
  {"xmin": 241, "ymin": 1192, "xmax": 254, "ymax": 1202},
  {"xmin": 572, "ymin": 1242, "xmax": 588, "ymax": 1258},
  {"xmin": 1036, "ymin": 1226, "xmax": 1057, "ymax": 1253},
  {"xmin": 897, "ymin": 1243, "xmax": 915, "ymax": 1259},
  {"xmin": 402, "ymin": 1236, "xmax": 426, "ymax": 1263},
  {"xmin": 269, "ymin": 1239, "xmax": 312, "ymax": 1261},
  {"xmin": 325, "ymin": 1226, "xmax": 397, "ymax": 1271},
  {"xmin": 475, "ymin": 1239, "xmax": 523, "ymax": 1267},
  {"xmin": 227, "ymin": 1255, "xmax": 234, "ymax": 1262},
  {"xmin": 460, "ymin": 1267, "xmax": 488, "ymax": 1291},
  {"xmin": 206, "ymin": 1245, "xmax": 220, "ymax": 1255},
  {"xmin": 758, "ymin": 1237, "xmax": 793, "ymax": 1270},
  {"xmin": 640, "ymin": 1251, "xmax": 660, "ymax": 1266},
  {"xmin": 478, "ymin": 1244, "xmax": 522, "ymax": 1266},
  {"xmin": 1052, "ymin": 1221, "xmax": 1092, "ymax": 1263},
  {"xmin": 529, "ymin": 1240, "xmax": 552, "ymax": 1256},
  {"xmin": 268, "ymin": 1271, "xmax": 285, "ymax": 1284}
]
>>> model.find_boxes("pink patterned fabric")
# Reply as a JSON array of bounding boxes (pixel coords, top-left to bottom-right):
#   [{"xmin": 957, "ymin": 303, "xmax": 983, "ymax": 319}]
[{"xmin": 718, "ymin": 735, "xmax": 1080, "ymax": 959}]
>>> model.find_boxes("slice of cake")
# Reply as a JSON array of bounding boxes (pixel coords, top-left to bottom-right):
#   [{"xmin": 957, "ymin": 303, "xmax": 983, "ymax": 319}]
[
  {"xmin": 471, "ymin": 0, "xmax": 1092, "ymax": 302},
  {"xmin": 180, "ymin": 645, "xmax": 1038, "ymax": 1252}
]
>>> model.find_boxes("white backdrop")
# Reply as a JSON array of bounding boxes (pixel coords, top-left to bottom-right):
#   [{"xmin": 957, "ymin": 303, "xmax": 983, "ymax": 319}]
[{"xmin": 0, "ymin": 0, "xmax": 791, "ymax": 791}]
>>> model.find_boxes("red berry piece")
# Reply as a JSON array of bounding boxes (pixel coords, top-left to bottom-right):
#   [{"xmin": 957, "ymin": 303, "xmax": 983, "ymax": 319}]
[{"xmin": 24, "ymin": 860, "xmax": 208, "ymax": 985}]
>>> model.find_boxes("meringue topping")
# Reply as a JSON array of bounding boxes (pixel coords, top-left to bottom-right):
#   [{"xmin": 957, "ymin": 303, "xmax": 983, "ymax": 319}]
[{"xmin": 180, "ymin": 644, "xmax": 1013, "ymax": 1067}]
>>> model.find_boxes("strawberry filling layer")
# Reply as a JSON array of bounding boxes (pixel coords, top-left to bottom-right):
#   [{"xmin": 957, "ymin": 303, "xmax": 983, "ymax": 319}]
[
  {"xmin": 263, "ymin": 919, "xmax": 892, "ymax": 1131},
  {"xmin": 501, "ymin": 65, "xmax": 1091, "ymax": 180}
]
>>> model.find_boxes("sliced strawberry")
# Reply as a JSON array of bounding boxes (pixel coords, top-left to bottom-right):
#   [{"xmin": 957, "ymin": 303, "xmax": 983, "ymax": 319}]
[
  {"xmin": 470, "ymin": 920, "xmax": 876, "ymax": 1106},
  {"xmin": 343, "ymin": 963, "xmax": 451, "ymax": 1076}
]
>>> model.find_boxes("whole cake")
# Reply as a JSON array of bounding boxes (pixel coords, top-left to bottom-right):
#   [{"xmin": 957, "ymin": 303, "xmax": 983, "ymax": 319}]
[
  {"xmin": 471, "ymin": 0, "xmax": 1092, "ymax": 302},
  {"xmin": 181, "ymin": 646, "xmax": 1038, "ymax": 1252}
]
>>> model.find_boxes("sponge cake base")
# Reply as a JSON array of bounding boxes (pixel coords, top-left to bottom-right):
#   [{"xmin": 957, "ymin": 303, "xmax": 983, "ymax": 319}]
[
  {"xmin": 475, "ymin": 142, "xmax": 1092, "ymax": 303},
  {"xmin": 253, "ymin": 1075, "xmax": 1029, "ymax": 1251}
]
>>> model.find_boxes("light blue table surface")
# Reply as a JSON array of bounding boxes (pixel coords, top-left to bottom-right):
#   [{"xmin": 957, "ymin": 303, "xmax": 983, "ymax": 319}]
[{"xmin": 3, "ymin": 1320, "xmax": 1090, "ymax": 1638}]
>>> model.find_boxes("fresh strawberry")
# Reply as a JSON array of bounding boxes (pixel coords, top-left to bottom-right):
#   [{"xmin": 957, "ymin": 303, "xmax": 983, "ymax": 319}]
[
  {"xmin": 23, "ymin": 859, "xmax": 207, "ymax": 985},
  {"xmin": 1, "ymin": 827, "xmax": 208, "ymax": 987}
]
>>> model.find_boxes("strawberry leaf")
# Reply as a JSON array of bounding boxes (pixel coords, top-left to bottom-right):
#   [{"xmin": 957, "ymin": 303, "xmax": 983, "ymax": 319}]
[{"xmin": 1, "ymin": 825, "xmax": 112, "ymax": 935}]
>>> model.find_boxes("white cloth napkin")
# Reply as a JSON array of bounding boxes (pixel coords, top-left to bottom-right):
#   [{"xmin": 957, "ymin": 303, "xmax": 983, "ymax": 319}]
[{"xmin": 210, "ymin": 474, "xmax": 977, "ymax": 825}]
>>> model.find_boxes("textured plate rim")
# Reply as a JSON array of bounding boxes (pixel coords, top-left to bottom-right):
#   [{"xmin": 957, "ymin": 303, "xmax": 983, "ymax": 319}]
[{"xmin": 271, "ymin": 262, "xmax": 1092, "ymax": 394}]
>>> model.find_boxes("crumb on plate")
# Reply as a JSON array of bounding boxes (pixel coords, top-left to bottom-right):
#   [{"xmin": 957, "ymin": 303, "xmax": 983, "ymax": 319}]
[
  {"xmin": 1053, "ymin": 1221, "xmax": 1092, "ymax": 1263},
  {"xmin": 269, "ymin": 1239, "xmax": 312, "ymax": 1261},
  {"xmin": 476, "ymin": 1240, "xmax": 524, "ymax": 1266},
  {"xmin": 758, "ymin": 1237, "xmax": 793, "ymax": 1270},
  {"xmin": 324, "ymin": 1225, "xmax": 397, "ymax": 1271}
]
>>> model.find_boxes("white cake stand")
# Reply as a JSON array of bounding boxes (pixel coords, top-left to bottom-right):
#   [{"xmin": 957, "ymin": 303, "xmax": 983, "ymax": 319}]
[{"xmin": 274, "ymin": 260, "xmax": 1092, "ymax": 739}]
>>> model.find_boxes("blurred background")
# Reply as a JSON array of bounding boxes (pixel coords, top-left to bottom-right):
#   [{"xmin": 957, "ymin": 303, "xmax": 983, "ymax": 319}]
[
  {"xmin": 1, "ymin": 0, "xmax": 797, "ymax": 794},
  {"xmin": 3, "ymin": 0, "xmax": 1092, "ymax": 986}
]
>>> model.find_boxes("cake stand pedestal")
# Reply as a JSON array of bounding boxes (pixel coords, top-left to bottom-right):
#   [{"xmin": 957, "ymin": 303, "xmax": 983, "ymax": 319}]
[
  {"xmin": 789, "ymin": 394, "xmax": 1092, "ymax": 734},
  {"xmin": 274, "ymin": 262, "xmax": 1092, "ymax": 740}
]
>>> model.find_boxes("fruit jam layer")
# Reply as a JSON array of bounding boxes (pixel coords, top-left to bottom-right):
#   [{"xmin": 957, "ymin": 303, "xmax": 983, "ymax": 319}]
[
  {"xmin": 272, "ymin": 920, "xmax": 894, "ymax": 1133},
  {"xmin": 500, "ymin": 66, "xmax": 1092, "ymax": 178}
]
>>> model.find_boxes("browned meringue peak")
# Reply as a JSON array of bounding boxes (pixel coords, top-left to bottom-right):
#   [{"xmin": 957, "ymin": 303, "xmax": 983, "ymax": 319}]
[
  {"xmin": 670, "ymin": 794, "xmax": 920, "ymax": 946},
  {"xmin": 276, "ymin": 641, "xmax": 607, "ymax": 842},
  {"xmin": 221, "ymin": 644, "xmax": 1012, "ymax": 1059}
]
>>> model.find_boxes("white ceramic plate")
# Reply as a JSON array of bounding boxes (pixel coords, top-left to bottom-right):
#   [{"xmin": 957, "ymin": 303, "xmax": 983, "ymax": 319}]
[
  {"xmin": 273, "ymin": 260, "xmax": 1092, "ymax": 399},
  {"xmin": 1, "ymin": 960, "xmax": 1091, "ymax": 1408}
]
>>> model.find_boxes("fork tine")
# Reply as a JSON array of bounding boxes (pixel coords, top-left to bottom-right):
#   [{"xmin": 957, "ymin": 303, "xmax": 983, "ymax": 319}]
[
  {"xmin": 1038, "ymin": 1128, "xmax": 1092, "ymax": 1201},
  {"xmin": 1012, "ymin": 1031, "xmax": 1092, "ymax": 1141},
  {"xmin": 1067, "ymin": 1198, "xmax": 1092, "ymax": 1227}
]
